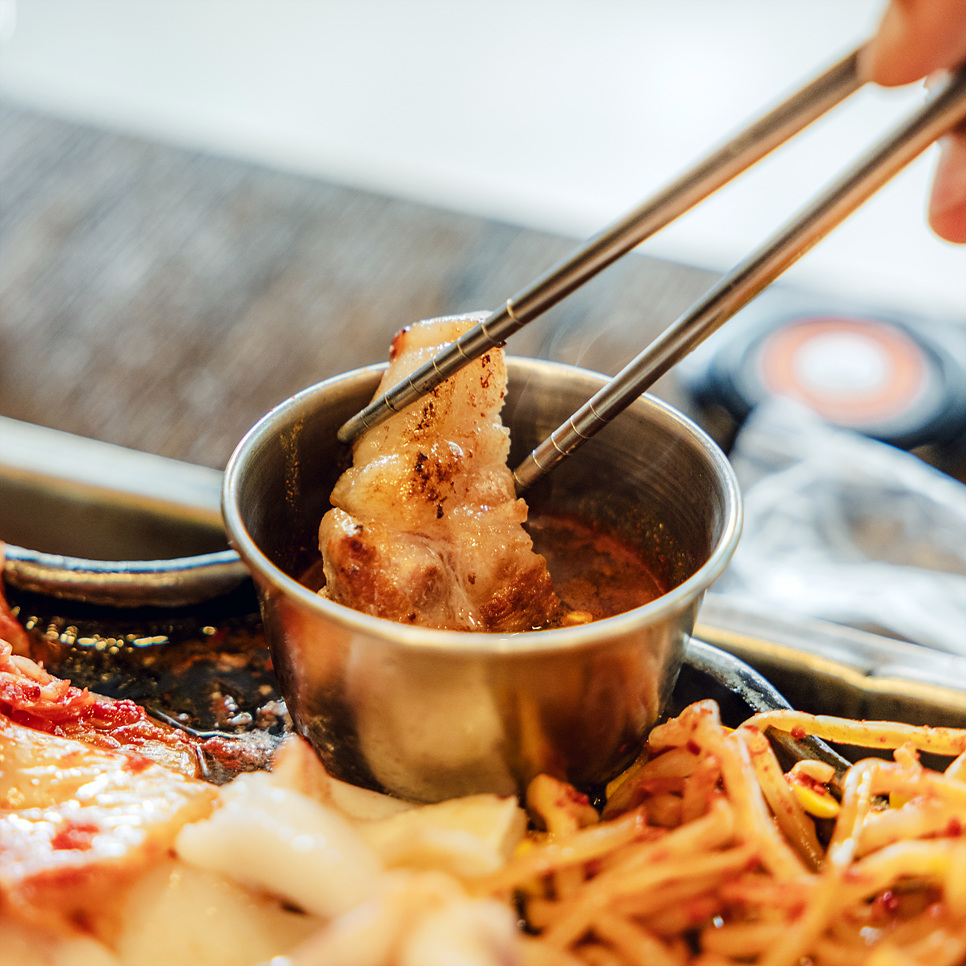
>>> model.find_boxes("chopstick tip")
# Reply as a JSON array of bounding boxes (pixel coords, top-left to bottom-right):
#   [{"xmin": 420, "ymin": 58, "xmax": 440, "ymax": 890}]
[{"xmin": 336, "ymin": 416, "xmax": 362, "ymax": 445}]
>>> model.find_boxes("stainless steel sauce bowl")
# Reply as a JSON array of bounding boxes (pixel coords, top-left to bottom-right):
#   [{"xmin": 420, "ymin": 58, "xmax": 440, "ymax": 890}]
[{"xmin": 222, "ymin": 354, "xmax": 741, "ymax": 802}]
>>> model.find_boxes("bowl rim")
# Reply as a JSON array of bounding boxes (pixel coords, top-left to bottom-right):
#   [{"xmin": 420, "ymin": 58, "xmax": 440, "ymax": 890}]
[{"xmin": 222, "ymin": 357, "xmax": 743, "ymax": 657}]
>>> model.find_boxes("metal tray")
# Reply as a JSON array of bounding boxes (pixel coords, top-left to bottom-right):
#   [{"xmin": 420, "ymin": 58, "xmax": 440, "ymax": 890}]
[{"xmin": 1, "ymin": 416, "xmax": 247, "ymax": 606}]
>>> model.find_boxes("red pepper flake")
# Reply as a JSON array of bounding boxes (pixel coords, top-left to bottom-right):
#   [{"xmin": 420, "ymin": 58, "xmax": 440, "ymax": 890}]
[
  {"xmin": 791, "ymin": 726, "xmax": 807, "ymax": 740},
  {"xmin": 795, "ymin": 774, "xmax": 828, "ymax": 796},
  {"xmin": 556, "ymin": 786, "xmax": 591, "ymax": 808},
  {"xmin": 871, "ymin": 891, "xmax": 900, "ymax": 920},
  {"xmin": 50, "ymin": 822, "xmax": 99, "ymax": 851},
  {"xmin": 124, "ymin": 754, "xmax": 153, "ymax": 774}
]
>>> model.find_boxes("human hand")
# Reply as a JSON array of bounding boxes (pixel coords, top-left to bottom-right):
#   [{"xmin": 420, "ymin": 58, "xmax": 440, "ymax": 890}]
[{"xmin": 861, "ymin": 0, "xmax": 966, "ymax": 242}]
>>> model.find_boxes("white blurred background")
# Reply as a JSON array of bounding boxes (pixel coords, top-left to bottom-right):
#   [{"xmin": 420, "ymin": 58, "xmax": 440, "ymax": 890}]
[{"xmin": 1, "ymin": 0, "xmax": 963, "ymax": 316}]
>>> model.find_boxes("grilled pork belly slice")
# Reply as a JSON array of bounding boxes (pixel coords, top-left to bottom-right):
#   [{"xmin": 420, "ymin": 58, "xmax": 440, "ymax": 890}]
[{"xmin": 319, "ymin": 314, "xmax": 561, "ymax": 632}]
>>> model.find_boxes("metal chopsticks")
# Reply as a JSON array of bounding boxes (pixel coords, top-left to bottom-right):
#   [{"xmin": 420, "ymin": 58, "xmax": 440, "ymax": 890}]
[
  {"xmin": 338, "ymin": 50, "xmax": 966, "ymax": 492},
  {"xmin": 337, "ymin": 46, "xmax": 864, "ymax": 445},
  {"xmin": 513, "ymin": 62, "xmax": 966, "ymax": 489}
]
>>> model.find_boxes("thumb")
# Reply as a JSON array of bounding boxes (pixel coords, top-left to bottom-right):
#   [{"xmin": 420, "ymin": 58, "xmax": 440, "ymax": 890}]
[
  {"xmin": 928, "ymin": 124, "xmax": 966, "ymax": 242},
  {"xmin": 861, "ymin": 0, "xmax": 966, "ymax": 87}
]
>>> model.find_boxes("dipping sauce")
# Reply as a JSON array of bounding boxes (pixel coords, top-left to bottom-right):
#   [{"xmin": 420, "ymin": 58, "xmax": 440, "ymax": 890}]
[{"xmin": 526, "ymin": 511, "xmax": 668, "ymax": 625}]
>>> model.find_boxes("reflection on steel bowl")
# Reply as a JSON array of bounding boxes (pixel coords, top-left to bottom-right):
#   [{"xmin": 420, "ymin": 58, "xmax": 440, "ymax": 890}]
[{"xmin": 222, "ymin": 355, "xmax": 741, "ymax": 802}]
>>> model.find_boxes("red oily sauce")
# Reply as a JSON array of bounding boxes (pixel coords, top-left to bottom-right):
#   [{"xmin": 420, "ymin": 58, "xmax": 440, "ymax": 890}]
[{"xmin": 526, "ymin": 511, "xmax": 668, "ymax": 625}]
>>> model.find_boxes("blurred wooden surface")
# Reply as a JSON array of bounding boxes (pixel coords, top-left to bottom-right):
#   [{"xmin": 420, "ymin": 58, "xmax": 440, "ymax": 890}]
[{"xmin": 1, "ymin": 101, "xmax": 719, "ymax": 470}]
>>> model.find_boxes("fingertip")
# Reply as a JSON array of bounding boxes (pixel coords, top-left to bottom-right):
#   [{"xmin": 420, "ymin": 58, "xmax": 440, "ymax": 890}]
[
  {"xmin": 928, "ymin": 201, "xmax": 966, "ymax": 244},
  {"xmin": 928, "ymin": 130, "xmax": 966, "ymax": 244},
  {"xmin": 861, "ymin": 0, "xmax": 913, "ymax": 87},
  {"xmin": 863, "ymin": 0, "xmax": 966, "ymax": 88}
]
